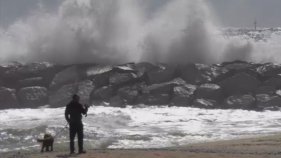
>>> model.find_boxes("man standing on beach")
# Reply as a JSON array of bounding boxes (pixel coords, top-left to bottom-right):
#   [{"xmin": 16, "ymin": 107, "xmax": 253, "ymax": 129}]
[{"xmin": 65, "ymin": 94, "xmax": 88, "ymax": 154}]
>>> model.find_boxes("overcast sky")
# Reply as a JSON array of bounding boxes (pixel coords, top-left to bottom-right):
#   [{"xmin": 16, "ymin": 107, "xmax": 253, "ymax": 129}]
[{"xmin": 0, "ymin": 0, "xmax": 280, "ymax": 28}]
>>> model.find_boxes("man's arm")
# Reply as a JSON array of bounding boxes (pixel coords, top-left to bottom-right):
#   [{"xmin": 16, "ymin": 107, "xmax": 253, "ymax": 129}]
[
  {"xmin": 65, "ymin": 105, "xmax": 70, "ymax": 123},
  {"xmin": 80, "ymin": 104, "xmax": 88, "ymax": 115}
]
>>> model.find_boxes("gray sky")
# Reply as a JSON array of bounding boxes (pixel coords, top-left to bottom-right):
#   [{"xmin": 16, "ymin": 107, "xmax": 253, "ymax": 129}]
[
  {"xmin": 208, "ymin": 0, "xmax": 281, "ymax": 27},
  {"xmin": 0, "ymin": 0, "xmax": 280, "ymax": 28}
]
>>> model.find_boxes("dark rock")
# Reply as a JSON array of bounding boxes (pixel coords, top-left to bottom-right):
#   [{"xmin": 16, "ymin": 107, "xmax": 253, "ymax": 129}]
[
  {"xmin": 19, "ymin": 77, "xmax": 45, "ymax": 87},
  {"xmin": 263, "ymin": 77, "xmax": 281, "ymax": 88},
  {"xmin": 144, "ymin": 82, "xmax": 174, "ymax": 95},
  {"xmin": 113, "ymin": 63, "xmax": 136, "ymax": 73},
  {"xmin": 219, "ymin": 72, "xmax": 261, "ymax": 96},
  {"xmin": 221, "ymin": 60, "xmax": 256, "ymax": 71},
  {"xmin": 4, "ymin": 62, "xmax": 54, "ymax": 78},
  {"xmin": 256, "ymin": 94, "xmax": 281, "ymax": 110},
  {"xmin": 195, "ymin": 84, "xmax": 223, "ymax": 102},
  {"xmin": 0, "ymin": 87, "xmax": 19, "ymax": 109},
  {"xmin": 84, "ymin": 65, "xmax": 113, "ymax": 78},
  {"xmin": 117, "ymin": 84, "xmax": 144, "ymax": 104},
  {"xmin": 90, "ymin": 86, "xmax": 114, "ymax": 103},
  {"xmin": 135, "ymin": 62, "xmax": 160, "ymax": 78},
  {"xmin": 17, "ymin": 87, "xmax": 48, "ymax": 108},
  {"xmin": 180, "ymin": 63, "xmax": 224, "ymax": 85},
  {"xmin": 193, "ymin": 99, "xmax": 217, "ymax": 109},
  {"xmin": 109, "ymin": 72, "xmax": 137, "ymax": 87},
  {"xmin": 77, "ymin": 80, "xmax": 95, "ymax": 104},
  {"xmin": 170, "ymin": 84, "xmax": 196, "ymax": 107},
  {"xmin": 147, "ymin": 64, "xmax": 176, "ymax": 84},
  {"xmin": 214, "ymin": 61, "xmax": 260, "ymax": 83},
  {"xmin": 84, "ymin": 65, "xmax": 112, "ymax": 88},
  {"xmin": 256, "ymin": 63, "xmax": 281, "ymax": 78},
  {"xmin": 49, "ymin": 66, "xmax": 80, "ymax": 90},
  {"xmin": 140, "ymin": 94, "xmax": 170, "ymax": 105},
  {"xmin": 1, "ymin": 62, "xmax": 61, "ymax": 89},
  {"xmin": 49, "ymin": 79, "xmax": 95, "ymax": 107},
  {"xmin": 139, "ymin": 78, "xmax": 187, "ymax": 105},
  {"xmin": 49, "ymin": 83, "xmax": 77, "ymax": 108},
  {"xmin": 255, "ymin": 86, "xmax": 276, "ymax": 95},
  {"xmin": 109, "ymin": 96, "xmax": 126, "ymax": 108},
  {"xmin": 223, "ymin": 94, "xmax": 256, "ymax": 109}
]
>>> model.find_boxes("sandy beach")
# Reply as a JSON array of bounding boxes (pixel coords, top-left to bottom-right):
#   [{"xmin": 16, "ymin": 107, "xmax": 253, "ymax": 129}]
[{"xmin": 2, "ymin": 134, "xmax": 281, "ymax": 158}]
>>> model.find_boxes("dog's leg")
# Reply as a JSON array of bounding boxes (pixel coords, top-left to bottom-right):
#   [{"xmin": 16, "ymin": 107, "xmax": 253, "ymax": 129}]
[
  {"xmin": 51, "ymin": 144, "xmax": 53, "ymax": 151},
  {"xmin": 46, "ymin": 145, "xmax": 49, "ymax": 152}
]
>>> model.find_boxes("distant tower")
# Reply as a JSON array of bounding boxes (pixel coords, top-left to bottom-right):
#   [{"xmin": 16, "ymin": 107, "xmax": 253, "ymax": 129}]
[{"xmin": 254, "ymin": 20, "xmax": 257, "ymax": 31}]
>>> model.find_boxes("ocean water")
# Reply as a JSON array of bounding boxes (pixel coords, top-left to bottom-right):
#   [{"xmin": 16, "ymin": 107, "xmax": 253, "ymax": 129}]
[{"xmin": 0, "ymin": 106, "xmax": 281, "ymax": 152}]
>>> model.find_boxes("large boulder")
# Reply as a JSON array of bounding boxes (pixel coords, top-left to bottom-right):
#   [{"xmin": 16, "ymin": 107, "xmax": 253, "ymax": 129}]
[
  {"xmin": 144, "ymin": 82, "xmax": 174, "ymax": 95},
  {"xmin": 117, "ymin": 83, "xmax": 145, "ymax": 104},
  {"xmin": 77, "ymin": 80, "xmax": 95, "ymax": 104},
  {"xmin": 222, "ymin": 61, "xmax": 256, "ymax": 71},
  {"xmin": 2, "ymin": 62, "xmax": 60, "ymax": 89},
  {"xmin": 3, "ymin": 62, "xmax": 55, "ymax": 79},
  {"xmin": 195, "ymin": 84, "xmax": 223, "ymax": 102},
  {"xmin": 256, "ymin": 63, "xmax": 281, "ymax": 79},
  {"xmin": 223, "ymin": 94, "xmax": 256, "ymax": 109},
  {"xmin": 256, "ymin": 94, "xmax": 281, "ymax": 110},
  {"xmin": 139, "ymin": 94, "xmax": 170, "ymax": 105},
  {"xmin": 84, "ymin": 65, "xmax": 112, "ymax": 88},
  {"xmin": 49, "ymin": 83, "xmax": 77, "ymax": 108},
  {"xmin": 255, "ymin": 86, "xmax": 276, "ymax": 95},
  {"xmin": 82, "ymin": 65, "xmax": 110, "ymax": 88},
  {"xmin": 18, "ymin": 77, "xmax": 45, "ymax": 87},
  {"xmin": 109, "ymin": 96, "xmax": 126, "ymax": 108},
  {"xmin": 180, "ymin": 64, "xmax": 224, "ymax": 85},
  {"xmin": 90, "ymin": 86, "xmax": 114, "ymax": 103},
  {"xmin": 17, "ymin": 87, "xmax": 48, "ymax": 108},
  {"xmin": 146, "ymin": 64, "xmax": 176, "ymax": 84},
  {"xmin": 135, "ymin": 62, "xmax": 160, "ymax": 78},
  {"xmin": 109, "ymin": 72, "xmax": 137, "ymax": 87},
  {"xmin": 170, "ymin": 84, "xmax": 196, "ymax": 107},
  {"xmin": 49, "ymin": 80, "xmax": 95, "ymax": 107},
  {"xmin": 84, "ymin": 65, "xmax": 112, "ymax": 78},
  {"xmin": 0, "ymin": 87, "xmax": 19, "ymax": 109},
  {"xmin": 49, "ymin": 66, "xmax": 81, "ymax": 90},
  {"xmin": 263, "ymin": 77, "xmax": 281, "ymax": 89},
  {"xmin": 113, "ymin": 64, "xmax": 136, "ymax": 73},
  {"xmin": 193, "ymin": 99, "xmax": 218, "ymax": 109},
  {"xmin": 219, "ymin": 72, "xmax": 261, "ymax": 96}
]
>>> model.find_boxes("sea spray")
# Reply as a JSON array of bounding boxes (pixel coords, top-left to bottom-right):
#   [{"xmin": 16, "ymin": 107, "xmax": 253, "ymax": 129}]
[{"xmin": 1, "ymin": 0, "xmax": 279, "ymax": 64}]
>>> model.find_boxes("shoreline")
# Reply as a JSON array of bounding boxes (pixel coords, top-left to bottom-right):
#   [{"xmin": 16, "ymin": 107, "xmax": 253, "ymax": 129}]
[{"xmin": 2, "ymin": 134, "xmax": 281, "ymax": 158}]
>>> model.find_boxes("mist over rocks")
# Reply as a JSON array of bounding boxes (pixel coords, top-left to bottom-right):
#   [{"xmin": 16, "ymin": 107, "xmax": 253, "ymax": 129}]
[
  {"xmin": 0, "ymin": 61, "xmax": 281, "ymax": 111},
  {"xmin": 1, "ymin": 0, "xmax": 280, "ymax": 65}
]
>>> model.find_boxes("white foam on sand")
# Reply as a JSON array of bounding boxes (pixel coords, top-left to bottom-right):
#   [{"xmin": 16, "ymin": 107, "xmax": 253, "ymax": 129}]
[{"xmin": 0, "ymin": 106, "xmax": 281, "ymax": 152}]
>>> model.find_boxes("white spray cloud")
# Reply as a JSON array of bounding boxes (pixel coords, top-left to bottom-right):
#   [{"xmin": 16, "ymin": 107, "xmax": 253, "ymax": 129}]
[{"xmin": 0, "ymin": 0, "xmax": 280, "ymax": 64}]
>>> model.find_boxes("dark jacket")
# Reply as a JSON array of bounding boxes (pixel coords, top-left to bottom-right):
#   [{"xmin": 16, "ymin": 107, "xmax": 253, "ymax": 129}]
[{"xmin": 65, "ymin": 100, "xmax": 88, "ymax": 123}]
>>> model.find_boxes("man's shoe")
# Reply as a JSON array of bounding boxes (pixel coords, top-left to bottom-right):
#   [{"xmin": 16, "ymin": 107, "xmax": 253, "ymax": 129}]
[
  {"xmin": 78, "ymin": 150, "xmax": 86, "ymax": 154},
  {"xmin": 70, "ymin": 151, "xmax": 76, "ymax": 155}
]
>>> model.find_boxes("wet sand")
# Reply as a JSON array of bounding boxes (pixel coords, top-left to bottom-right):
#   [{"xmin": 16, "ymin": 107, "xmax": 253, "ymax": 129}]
[{"xmin": 2, "ymin": 134, "xmax": 281, "ymax": 158}]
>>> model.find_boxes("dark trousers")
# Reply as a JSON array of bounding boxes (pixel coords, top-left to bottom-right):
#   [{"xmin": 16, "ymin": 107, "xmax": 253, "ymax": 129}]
[{"xmin": 69, "ymin": 122, "xmax": 84, "ymax": 152}]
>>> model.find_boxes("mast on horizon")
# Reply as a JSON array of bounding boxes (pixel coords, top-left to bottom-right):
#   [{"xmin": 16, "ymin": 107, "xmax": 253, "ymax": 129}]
[{"xmin": 254, "ymin": 19, "xmax": 257, "ymax": 31}]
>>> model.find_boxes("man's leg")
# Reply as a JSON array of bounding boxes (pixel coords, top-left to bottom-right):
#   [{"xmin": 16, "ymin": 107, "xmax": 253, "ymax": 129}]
[
  {"xmin": 69, "ymin": 124, "xmax": 77, "ymax": 153},
  {"xmin": 77, "ymin": 123, "xmax": 84, "ymax": 153}
]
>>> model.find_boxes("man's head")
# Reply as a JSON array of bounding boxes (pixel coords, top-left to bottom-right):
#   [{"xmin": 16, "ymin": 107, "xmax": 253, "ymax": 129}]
[{"xmin": 72, "ymin": 94, "xmax": 80, "ymax": 102}]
